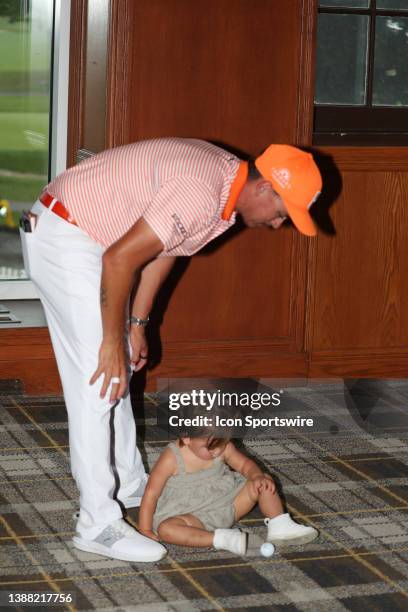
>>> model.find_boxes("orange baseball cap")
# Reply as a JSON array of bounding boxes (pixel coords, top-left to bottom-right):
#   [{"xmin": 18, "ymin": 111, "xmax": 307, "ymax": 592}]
[{"xmin": 255, "ymin": 145, "xmax": 322, "ymax": 236}]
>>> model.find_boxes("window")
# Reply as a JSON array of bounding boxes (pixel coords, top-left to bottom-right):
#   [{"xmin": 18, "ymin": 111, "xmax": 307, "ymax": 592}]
[
  {"xmin": 314, "ymin": 0, "xmax": 408, "ymax": 144},
  {"xmin": 0, "ymin": 0, "xmax": 70, "ymax": 299}
]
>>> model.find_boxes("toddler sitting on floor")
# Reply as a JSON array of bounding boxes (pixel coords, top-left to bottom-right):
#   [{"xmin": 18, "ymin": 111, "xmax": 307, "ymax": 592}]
[{"xmin": 139, "ymin": 434, "xmax": 318, "ymax": 555}]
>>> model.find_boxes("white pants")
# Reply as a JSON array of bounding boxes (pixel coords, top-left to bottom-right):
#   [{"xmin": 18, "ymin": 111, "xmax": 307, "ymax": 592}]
[{"xmin": 27, "ymin": 201, "xmax": 145, "ymax": 538}]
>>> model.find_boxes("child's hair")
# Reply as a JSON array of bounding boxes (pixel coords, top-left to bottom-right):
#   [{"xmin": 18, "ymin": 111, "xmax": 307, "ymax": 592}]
[
  {"xmin": 177, "ymin": 402, "xmax": 242, "ymax": 444},
  {"xmin": 179, "ymin": 436, "xmax": 228, "ymax": 449}
]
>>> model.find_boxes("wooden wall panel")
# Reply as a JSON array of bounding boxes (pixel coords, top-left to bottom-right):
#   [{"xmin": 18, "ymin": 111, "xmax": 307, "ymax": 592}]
[
  {"xmin": 0, "ymin": 329, "xmax": 62, "ymax": 395},
  {"xmin": 160, "ymin": 228, "xmax": 293, "ymax": 343},
  {"xmin": 67, "ymin": 0, "xmax": 86, "ymax": 168},
  {"xmin": 82, "ymin": 0, "xmax": 110, "ymax": 153},
  {"xmin": 308, "ymin": 147, "xmax": 408, "ymax": 376},
  {"xmin": 113, "ymin": 0, "xmax": 313, "ymax": 374},
  {"xmin": 68, "ymin": 0, "xmax": 110, "ymax": 162},
  {"xmin": 126, "ymin": 0, "xmax": 302, "ymax": 150},
  {"xmin": 14, "ymin": 2, "xmax": 408, "ymax": 388},
  {"xmin": 0, "ymin": 1, "xmax": 321, "ymax": 394},
  {"xmin": 9, "ymin": 0, "xmax": 406, "ymax": 391},
  {"xmin": 320, "ymin": 172, "xmax": 408, "ymax": 349}
]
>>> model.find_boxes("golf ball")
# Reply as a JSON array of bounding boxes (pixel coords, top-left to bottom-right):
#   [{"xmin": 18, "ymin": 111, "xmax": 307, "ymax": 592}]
[{"xmin": 260, "ymin": 542, "xmax": 275, "ymax": 557}]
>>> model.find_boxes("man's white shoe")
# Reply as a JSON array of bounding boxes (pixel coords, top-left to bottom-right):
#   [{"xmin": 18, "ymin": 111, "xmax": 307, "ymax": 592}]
[
  {"xmin": 213, "ymin": 529, "xmax": 248, "ymax": 556},
  {"xmin": 73, "ymin": 518, "xmax": 167, "ymax": 562},
  {"xmin": 265, "ymin": 513, "xmax": 319, "ymax": 546}
]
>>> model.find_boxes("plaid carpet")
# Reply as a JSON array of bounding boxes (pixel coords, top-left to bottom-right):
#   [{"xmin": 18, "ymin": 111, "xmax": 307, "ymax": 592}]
[{"xmin": 1, "ymin": 379, "xmax": 408, "ymax": 611}]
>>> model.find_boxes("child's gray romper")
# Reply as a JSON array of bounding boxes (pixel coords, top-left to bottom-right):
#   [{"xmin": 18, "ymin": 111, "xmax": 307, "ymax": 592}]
[{"xmin": 153, "ymin": 442, "xmax": 247, "ymax": 533}]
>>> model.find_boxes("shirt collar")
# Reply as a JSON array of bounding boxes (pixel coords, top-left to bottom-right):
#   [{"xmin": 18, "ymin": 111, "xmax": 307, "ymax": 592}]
[{"xmin": 221, "ymin": 161, "xmax": 248, "ymax": 221}]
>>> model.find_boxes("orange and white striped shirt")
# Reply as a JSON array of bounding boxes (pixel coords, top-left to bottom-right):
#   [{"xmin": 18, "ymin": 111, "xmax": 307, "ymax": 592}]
[{"xmin": 46, "ymin": 138, "xmax": 240, "ymax": 255}]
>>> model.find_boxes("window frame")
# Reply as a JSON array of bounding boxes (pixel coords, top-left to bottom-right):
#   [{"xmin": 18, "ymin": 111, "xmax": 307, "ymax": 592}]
[
  {"xmin": 0, "ymin": 0, "xmax": 71, "ymax": 300},
  {"xmin": 313, "ymin": 1, "xmax": 408, "ymax": 145}
]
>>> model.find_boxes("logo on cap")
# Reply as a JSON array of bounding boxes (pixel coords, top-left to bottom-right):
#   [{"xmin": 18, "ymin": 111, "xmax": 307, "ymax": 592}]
[{"xmin": 271, "ymin": 167, "xmax": 291, "ymax": 190}]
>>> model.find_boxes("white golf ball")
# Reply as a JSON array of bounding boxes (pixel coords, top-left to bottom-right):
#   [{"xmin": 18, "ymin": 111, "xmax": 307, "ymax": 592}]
[{"xmin": 260, "ymin": 542, "xmax": 275, "ymax": 557}]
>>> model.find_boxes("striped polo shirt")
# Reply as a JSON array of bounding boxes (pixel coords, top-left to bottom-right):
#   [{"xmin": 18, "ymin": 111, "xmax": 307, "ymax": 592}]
[{"xmin": 46, "ymin": 138, "xmax": 240, "ymax": 255}]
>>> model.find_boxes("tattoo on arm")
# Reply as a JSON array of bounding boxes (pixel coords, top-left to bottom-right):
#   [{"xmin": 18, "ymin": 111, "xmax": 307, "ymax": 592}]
[{"xmin": 100, "ymin": 285, "xmax": 107, "ymax": 307}]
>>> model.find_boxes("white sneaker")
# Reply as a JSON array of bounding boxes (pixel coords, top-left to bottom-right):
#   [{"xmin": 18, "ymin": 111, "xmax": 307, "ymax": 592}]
[
  {"xmin": 213, "ymin": 529, "xmax": 248, "ymax": 556},
  {"xmin": 265, "ymin": 513, "xmax": 319, "ymax": 546},
  {"xmin": 73, "ymin": 518, "xmax": 167, "ymax": 562}
]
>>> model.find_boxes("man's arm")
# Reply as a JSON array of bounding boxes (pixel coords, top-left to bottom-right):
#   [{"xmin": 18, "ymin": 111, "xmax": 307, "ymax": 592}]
[
  {"xmin": 129, "ymin": 256, "xmax": 176, "ymax": 371},
  {"xmin": 90, "ymin": 218, "xmax": 163, "ymax": 402},
  {"xmin": 131, "ymin": 256, "xmax": 176, "ymax": 319}
]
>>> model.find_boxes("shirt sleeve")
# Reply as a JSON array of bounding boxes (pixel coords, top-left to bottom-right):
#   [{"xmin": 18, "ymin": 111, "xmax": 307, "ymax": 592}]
[{"xmin": 142, "ymin": 177, "xmax": 218, "ymax": 252}]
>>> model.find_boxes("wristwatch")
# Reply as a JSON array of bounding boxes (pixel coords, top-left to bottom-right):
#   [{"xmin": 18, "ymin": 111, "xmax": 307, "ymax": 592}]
[{"xmin": 128, "ymin": 315, "xmax": 149, "ymax": 327}]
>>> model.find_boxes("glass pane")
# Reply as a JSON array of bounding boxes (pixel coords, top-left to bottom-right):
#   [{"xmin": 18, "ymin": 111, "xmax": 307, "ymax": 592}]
[
  {"xmin": 0, "ymin": 0, "xmax": 53, "ymax": 280},
  {"xmin": 319, "ymin": 1, "xmax": 369, "ymax": 7},
  {"xmin": 315, "ymin": 14, "xmax": 369, "ymax": 104},
  {"xmin": 373, "ymin": 16, "xmax": 408, "ymax": 106},
  {"xmin": 377, "ymin": 1, "xmax": 408, "ymax": 9}
]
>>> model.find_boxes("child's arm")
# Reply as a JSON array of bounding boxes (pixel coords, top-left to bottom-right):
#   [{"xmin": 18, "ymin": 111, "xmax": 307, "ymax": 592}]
[
  {"xmin": 223, "ymin": 442, "xmax": 275, "ymax": 495},
  {"xmin": 139, "ymin": 447, "xmax": 177, "ymax": 540}
]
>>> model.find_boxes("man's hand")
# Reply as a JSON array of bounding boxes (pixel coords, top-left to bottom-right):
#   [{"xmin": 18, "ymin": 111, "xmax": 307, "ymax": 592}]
[
  {"xmin": 129, "ymin": 325, "xmax": 148, "ymax": 372},
  {"xmin": 248, "ymin": 473, "xmax": 276, "ymax": 497},
  {"xmin": 96, "ymin": 220, "xmax": 163, "ymax": 398},
  {"xmin": 89, "ymin": 338, "xmax": 128, "ymax": 403}
]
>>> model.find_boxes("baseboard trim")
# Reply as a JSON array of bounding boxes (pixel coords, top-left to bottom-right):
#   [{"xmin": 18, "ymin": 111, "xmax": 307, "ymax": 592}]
[
  {"xmin": 310, "ymin": 351, "xmax": 408, "ymax": 378},
  {"xmin": 0, "ymin": 359, "xmax": 62, "ymax": 395},
  {"xmin": 145, "ymin": 350, "xmax": 309, "ymax": 390},
  {"xmin": 2, "ymin": 329, "xmax": 408, "ymax": 395}
]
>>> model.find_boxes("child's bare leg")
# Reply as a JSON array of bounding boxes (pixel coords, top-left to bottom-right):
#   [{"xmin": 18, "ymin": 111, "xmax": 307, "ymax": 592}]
[
  {"xmin": 157, "ymin": 514, "xmax": 213, "ymax": 548},
  {"xmin": 233, "ymin": 481, "xmax": 284, "ymax": 521},
  {"xmin": 233, "ymin": 480, "xmax": 318, "ymax": 546},
  {"xmin": 158, "ymin": 514, "xmax": 248, "ymax": 555}
]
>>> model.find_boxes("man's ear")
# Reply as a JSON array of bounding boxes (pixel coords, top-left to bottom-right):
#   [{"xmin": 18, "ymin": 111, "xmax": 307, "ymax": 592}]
[{"xmin": 255, "ymin": 179, "xmax": 274, "ymax": 196}]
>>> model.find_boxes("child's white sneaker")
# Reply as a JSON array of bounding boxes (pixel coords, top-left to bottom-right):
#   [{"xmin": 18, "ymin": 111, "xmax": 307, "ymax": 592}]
[
  {"xmin": 213, "ymin": 529, "xmax": 248, "ymax": 555},
  {"xmin": 265, "ymin": 513, "xmax": 318, "ymax": 546}
]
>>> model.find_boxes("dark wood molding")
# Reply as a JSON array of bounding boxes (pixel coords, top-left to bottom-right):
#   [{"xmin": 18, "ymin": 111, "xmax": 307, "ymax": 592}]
[
  {"xmin": 292, "ymin": 0, "xmax": 318, "ymax": 353},
  {"xmin": 295, "ymin": 0, "xmax": 318, "ymax": 147},
  {"xmin": 145, "ymin": 350, "xmax": 309, "ymax": 391},
  {"xmin": 0, "ymin": 360, "xmax": 61, "ymax": 395},
  {"xmin": 3, "ymin": 326, "xmax": 408, "ymax": 395},
  {"xmin": 288, "ymin": 233, "xmax": 309, "ymax": 353},
  {"xmin": 316, "ymin": 147, "xmax": 408, "ymax": 171},
  {"xmin": 303, "ymin": 234, "xmax": 318, "ymax": 353},
  {"xmin": 67, "ymin": 0, "xmax": 87, "ymax": 168},
  {"xmin": 0, "ymin": 326, "xmax": 309, "ymax": 394},
  {"xmin": 310, "ymin": 350, "xmax": 408, "ymax": 378},
  {"xmin": 106, "ymin": 0, "xmax": 134, "ymax": 147}
]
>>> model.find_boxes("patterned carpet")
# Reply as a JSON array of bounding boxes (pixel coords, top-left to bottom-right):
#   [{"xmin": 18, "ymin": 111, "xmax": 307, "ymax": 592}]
[{"xmin": 1, "ymin": 379, "xmax": 408, "ymax": 611}]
